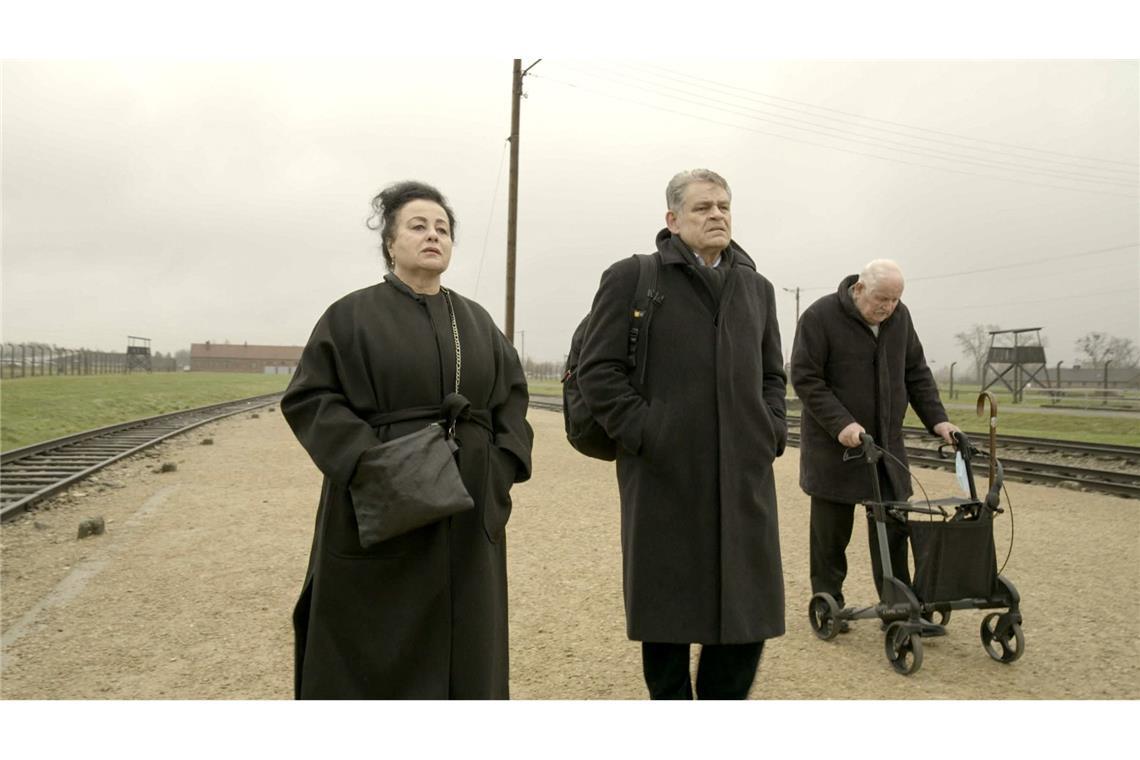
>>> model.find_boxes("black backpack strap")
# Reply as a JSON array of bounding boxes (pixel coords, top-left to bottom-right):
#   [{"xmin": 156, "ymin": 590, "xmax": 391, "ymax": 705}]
[{"xmin": 627, "ymin": 252, "xmax": 662, "ymax": 387}]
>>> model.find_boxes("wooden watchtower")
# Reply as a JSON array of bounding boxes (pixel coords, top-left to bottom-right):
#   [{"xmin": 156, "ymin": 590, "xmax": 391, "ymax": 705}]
[
  {"xmin": 981, "ymin": 327, "xmax": 1050, "ymax": 402},
  {"xmin": 126, "ymin": 335, "xmax": 152, "ymax": 373}
]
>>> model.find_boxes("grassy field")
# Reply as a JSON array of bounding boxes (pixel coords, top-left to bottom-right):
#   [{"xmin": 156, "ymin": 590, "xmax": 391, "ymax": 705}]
[
  {"xmin": 903, "ymin": 408, "xmax": 1140, "ymax": 446},
  {"xmin": 2, "ymin": 373, "xmax": 1133, "ymax": 453},
  {"xmin": 0, "ymin": 373, "xmax": 290, "ymax": 452},
  {"xmin": 528, "ymin": 379, "xmax": 1140, "ymax": 445}
]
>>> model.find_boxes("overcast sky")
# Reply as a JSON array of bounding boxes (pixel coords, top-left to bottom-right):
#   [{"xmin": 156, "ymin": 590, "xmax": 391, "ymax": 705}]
[
  {"xmin": 2, "ymin": 3, "xmax": 1137, "ymax": 751},
  {"xmin": 2, "ymin": 25, "xmax": 1138, "ymax": 375}
]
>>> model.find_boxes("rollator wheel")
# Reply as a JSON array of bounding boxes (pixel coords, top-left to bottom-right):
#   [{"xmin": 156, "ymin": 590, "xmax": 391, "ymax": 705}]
[
  {"xmin": 980, "ymin": 613, "xmax": 1025, "ymax": 663},
  {"xmin": 808, "ymin": 593, "xmax": 841, "ymax": 641},
  {"xmin": 884, "ymin": 622, "xmax": 924, "ymax": 675}
]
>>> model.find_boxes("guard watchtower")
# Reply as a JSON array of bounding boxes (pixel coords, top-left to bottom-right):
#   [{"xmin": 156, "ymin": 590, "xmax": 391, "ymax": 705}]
[
  {"xmin": 126, "ymin": 336, "xmax": 152, "ymax": 373},
  {"xmin": 981, "ymin": 327, "xmax": 1050, "ymax": 403}
]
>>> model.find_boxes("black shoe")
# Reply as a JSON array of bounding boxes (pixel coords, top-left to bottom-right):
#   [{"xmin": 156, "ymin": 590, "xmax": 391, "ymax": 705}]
[{"xmin": 838, "ymin": 620, "xmax": 851, "ymax": 634}]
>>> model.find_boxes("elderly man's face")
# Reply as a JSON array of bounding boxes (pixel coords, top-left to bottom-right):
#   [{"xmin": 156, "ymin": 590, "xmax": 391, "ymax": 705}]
[
  {"xmin": 666, "ymin": 181, "xmax": 731, "ymax": 259},
  {"xmin": 852, "ymin": 273, "xmax": 904, "ymax": 326}
]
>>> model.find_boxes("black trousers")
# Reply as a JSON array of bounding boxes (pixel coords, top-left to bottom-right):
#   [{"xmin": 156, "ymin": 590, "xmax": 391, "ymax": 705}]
[
  {"xmin": 809, "ymin": 476, "xmax": 910, "ymax": 609},
  {"xmin": 641, "ymin": 641, "xmax": 764, "ymax": 700}
]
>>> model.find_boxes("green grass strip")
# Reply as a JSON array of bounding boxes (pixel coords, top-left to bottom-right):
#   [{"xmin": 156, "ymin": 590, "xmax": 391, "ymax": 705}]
[
  {"xmin": 0, "ymin": 373, "xmax": 290, "ymax": 452},
  {"xmin": 526, "ymin": 380, "xmax": 1139, "ymax": 446}
]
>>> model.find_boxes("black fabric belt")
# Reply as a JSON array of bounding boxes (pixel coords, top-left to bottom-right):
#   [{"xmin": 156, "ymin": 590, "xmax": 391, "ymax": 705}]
[{"xmin": 366, "ymin": 392, "xmax": 493, "ymax": 435}]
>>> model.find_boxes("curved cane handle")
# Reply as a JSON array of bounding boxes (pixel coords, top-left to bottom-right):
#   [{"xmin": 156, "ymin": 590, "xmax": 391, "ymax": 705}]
[{"xmin": 975, "ymin": 391, "xmax": 998, "ymax": 488}]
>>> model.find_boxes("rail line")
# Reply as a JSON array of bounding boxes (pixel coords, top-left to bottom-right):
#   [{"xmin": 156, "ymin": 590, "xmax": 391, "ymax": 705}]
[
  {"xmin": 0, "ymin": 393, "xmax": 284, "ymax": 521},
  {"xmin": 2, "ymin": 394, "xmax": 1133, "ymax": 522},
  {"xmin": 530, "ymin": 396, "xmax": 1140, "ymax": 499}
]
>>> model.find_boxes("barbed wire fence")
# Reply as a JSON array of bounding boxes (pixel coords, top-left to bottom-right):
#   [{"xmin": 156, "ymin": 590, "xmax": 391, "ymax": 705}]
[{"xmin": 0, "ymin": 342, "xmax": 178, "ymax": 378}]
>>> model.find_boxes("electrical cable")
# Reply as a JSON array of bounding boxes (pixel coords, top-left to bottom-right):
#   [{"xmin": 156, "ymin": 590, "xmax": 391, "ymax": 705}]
[
  {"xmin": 797, "ymin": 242, "xmax": 1139, "ymax": 292},
  {"xmin": 472, "ymin": 139, "xmax": 509, "ymax": 299},
  {"xmin": 556, "ymin": 62, "xmax": 1138, "ymax": 187},
  {"xmin": 626, "ymin": 61, "xmax": 1138, "ymax": 170},
  {"xmin": 530, "ymin": 72, "xmax": 1139, "ymax": 200}
]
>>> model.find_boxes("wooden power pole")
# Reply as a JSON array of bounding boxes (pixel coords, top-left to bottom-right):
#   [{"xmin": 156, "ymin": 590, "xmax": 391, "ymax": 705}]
[
  {"xmin": 506, "ymin": 59, "xmax": 522, "ymax": 346},
  {"xmin": 505, "ymin": 58, "xmax": 540, "ymax": 346}
]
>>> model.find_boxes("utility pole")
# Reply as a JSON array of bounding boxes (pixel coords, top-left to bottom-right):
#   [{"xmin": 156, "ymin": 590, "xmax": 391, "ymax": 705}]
[
  {"xmin": 782, "ymin": 286, "xmax": 801, "ymax": 322},
  {"xmin": 505, "ymin": 58, "xmax": 541, "ymax": 346}
]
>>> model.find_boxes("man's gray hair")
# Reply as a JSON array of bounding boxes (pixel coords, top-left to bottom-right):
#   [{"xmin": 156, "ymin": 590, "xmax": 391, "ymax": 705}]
[
  {"xmin": 665, "ymin": 169, "xmax": 732, "ymax": 213},
  {"xmin": 858, "ymin": 259, "xmax": 905, "ymax": 290}
]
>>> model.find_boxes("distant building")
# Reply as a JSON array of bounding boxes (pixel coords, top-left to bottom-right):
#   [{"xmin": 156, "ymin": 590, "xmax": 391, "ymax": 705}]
[{"xmin": 190, "ymin": 342, "xmax": 303, "ymax": 374}]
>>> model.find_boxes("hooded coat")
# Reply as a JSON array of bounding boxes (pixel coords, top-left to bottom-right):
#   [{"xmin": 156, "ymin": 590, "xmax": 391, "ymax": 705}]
[
  {"xmin": 577, "ymin": 230, "xmax": 787, "ymax": 645},
  {"xmin": 281, "ymin": 273, "xmax": 533, "ymax": 699},
  {"xmin": 790, "ymin": 273, "xmax": 949, "ymax": 503}
]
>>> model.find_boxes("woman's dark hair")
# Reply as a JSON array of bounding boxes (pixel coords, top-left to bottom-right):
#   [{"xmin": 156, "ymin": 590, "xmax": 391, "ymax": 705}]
[{"xmin": 366, "ymin": 180, "xmax": 457, "ymax": 270}]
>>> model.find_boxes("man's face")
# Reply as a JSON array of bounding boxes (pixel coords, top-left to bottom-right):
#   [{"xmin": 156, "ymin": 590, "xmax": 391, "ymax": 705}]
[
  {"xmin": 666, "ymin": 181, "xmax": 731, "ymax": 258},
  {"xmin": 853, "ymin": 273, "xmax": 904, "ymax": 326}
]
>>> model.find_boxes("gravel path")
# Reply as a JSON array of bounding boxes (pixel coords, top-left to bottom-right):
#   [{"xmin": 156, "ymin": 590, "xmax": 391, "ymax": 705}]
[{"xmin": 2, "ymin": 408, "xmax": 1137, "ymax": 699}]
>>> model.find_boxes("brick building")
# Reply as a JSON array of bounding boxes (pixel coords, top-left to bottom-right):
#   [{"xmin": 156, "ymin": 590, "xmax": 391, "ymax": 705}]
[{"xmin": 190, "ymin": 342, "xmax": 304, "ymax": 374}]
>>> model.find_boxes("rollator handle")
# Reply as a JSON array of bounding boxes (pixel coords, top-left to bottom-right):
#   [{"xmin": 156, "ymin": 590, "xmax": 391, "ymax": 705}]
[{"xmin": 858, "ymin": 432, "xmax": 881, "ymax": 464}]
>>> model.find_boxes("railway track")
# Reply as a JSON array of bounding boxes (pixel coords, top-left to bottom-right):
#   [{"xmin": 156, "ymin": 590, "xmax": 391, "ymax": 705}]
[
  {"xmin": 0, "ymin": 393, "xmax": 284, "ymax": 521},
  {"xmin": 2, "ymin": 393, "xmax": 1133, "ymax": 521},
  {"xmin": 530, "ymin": 396, "xmax": 1140, "ymax": 499}
]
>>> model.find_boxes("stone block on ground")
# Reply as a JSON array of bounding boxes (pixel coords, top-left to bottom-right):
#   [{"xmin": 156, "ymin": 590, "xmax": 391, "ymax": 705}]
[{"xmin": 77, "ymin": 516, "xmax": 105, "ymax": 539}]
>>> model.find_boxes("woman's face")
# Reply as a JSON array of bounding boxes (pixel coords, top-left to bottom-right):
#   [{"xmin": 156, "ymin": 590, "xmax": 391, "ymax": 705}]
[{"xmin": 388, "ymin": 199, "xmax": 453, "ymax": 281}]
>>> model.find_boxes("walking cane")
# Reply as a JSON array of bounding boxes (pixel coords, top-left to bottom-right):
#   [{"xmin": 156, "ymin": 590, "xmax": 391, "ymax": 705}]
[{"xmin": 976, "ymin": 391, "xmax": 998, "ymax": 489}]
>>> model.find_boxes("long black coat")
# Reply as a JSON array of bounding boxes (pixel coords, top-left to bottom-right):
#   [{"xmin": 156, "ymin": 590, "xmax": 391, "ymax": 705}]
[
  {"xmin": 790, "ymin": 274, "xmax": 948, "ymax": 503},
  {"xmin": 281, "ymin": 274, "xmax": 532, "ymax": 699},
  {"xmin": 577, "ymin": 230, "xmax": 787, "ymax": 645}
]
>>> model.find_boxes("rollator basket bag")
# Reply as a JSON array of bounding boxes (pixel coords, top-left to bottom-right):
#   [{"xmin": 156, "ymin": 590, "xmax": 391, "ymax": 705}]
[{"xmin": 908, "ymin": 511, "xmax": 999, "ymax": 603}]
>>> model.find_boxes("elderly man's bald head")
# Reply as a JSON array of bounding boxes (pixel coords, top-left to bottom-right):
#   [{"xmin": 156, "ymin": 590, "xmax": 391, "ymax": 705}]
[
  {"xmin": 853, "ymin": 259, "xmax": 905, "ymax": 326},
  {"xmin": 859, "ymin": 259, "xmax": 904, "ymax": 291}
]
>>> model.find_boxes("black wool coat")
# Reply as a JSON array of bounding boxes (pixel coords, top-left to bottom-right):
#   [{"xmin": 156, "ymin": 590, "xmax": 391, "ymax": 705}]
[
  {"xmin": 281, "ymin": 274, "xmax": 533, "ymax": 699},
  {"xmin": 577, "ymin": 230, "xmax": 788, "ymax": 645},
  {"xmin": 790, "ymin": 274, "xmax": 949, "ymax": 503}
]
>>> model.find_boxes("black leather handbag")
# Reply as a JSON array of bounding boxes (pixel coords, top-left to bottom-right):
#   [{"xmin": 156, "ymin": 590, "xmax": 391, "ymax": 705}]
[{"xmin": 348, "ymin": 289, "xmax": 475, "ymax": 548}]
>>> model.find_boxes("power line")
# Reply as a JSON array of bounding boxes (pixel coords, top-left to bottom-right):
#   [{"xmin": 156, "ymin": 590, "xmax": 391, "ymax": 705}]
[
  {"xmin": 578, "ymin": 61, "xmax": 1139, "ymax": 183},
  {"xmin": 627, "ymin": 61, "xmax": 1138, "ymax": 170},
  {"xmin": 904, "ymin": 243, "xmax": 1139, "ymax": 283},
  {"xmin": 473, "ymin": 138, "xmax": 509, "ymax": 299},
  {"xmin": 550, "ymin": 62, "xmax": 1137, "ymax": 189},
  {"xmin": 797, "ymin": 242, "xmax": 1138, "ymax": 291},
  {"xmin": 923, "ymin": 286, "xmax": 1137, "ymax": 311},
  {"xmin": 530, "ymin": 72, "xmax": 1139, "ymax": 200}
]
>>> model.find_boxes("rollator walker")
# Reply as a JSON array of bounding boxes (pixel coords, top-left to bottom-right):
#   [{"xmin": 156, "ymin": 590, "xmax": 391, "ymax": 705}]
[{"xmin": 807, "ymin": 431, "xmax": 1025, "ymax": 675}]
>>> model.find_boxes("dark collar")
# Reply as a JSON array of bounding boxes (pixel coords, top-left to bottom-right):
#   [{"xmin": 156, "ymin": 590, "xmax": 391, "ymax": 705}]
[
  {"xmin": 383, "ymin": 272, "xmax": 427, "ymax": 302},
  {"xmin": 837, "ymin": 273, "xmax": 898, "ymax": 330},
  {"xmin": 653, "ymin": 228, "xmax": 757, "ymax": 271}
]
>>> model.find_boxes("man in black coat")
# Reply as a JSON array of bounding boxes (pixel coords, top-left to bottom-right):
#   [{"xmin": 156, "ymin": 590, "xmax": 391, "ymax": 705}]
[
  {"xmin": 577, "ymin": 169, "xmax": 787, "ymax": 699},
  {"xmin": 790, "ymin": 259, "xmax": 959, "ymax": 621}
]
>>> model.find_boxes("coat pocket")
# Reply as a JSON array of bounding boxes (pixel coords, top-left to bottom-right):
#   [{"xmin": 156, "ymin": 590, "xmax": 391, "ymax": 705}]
[
  {"xmin": 482, "ymin": 445, "xmax": 517, "ymax": 544},
  {"xmin": 640, "ymin": 399, "xmax": 668, "ymax": 459}
]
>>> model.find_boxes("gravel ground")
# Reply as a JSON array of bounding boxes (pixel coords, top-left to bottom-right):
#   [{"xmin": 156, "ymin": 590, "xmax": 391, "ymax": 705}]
[{"xmin": 2, "ymin": 408, "xmax": 1137, "ymax": 699}]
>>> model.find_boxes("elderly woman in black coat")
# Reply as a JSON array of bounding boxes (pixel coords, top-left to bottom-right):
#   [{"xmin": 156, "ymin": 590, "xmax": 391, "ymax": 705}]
[{"xmin": 282, "ymin": 180, "xmax": 533, "ymax": 699}]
